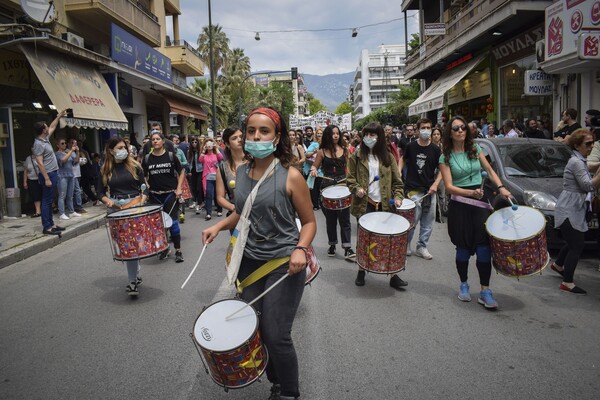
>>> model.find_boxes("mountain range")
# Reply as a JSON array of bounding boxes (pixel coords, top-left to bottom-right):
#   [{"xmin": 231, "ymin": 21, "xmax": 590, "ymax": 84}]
[{"xmin": 301, "ymin": 72, "xmax": 354, "ymax": 111}]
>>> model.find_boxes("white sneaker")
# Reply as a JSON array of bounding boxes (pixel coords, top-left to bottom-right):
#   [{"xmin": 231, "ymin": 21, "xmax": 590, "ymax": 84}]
[
  {"xmin": 188, "ymin": 202, "xmax": 197, "ymax": 209},
  {"xmin": 406, "ymin": 248, "xmax": 412, "ymax": 256},
  {"xmin": 70, "ymin": 212, "xmax": 82, "ymax": 217},
  {"xmin": 415, "ymin": 247, "xmax": 433, "ymax": 260},
  {"xmin": 59, "ymin": 214, "xmax": 70, "ymax": 220}
]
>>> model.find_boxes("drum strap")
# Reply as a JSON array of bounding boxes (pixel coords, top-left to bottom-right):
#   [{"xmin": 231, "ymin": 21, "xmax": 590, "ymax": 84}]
[
  {"xmin": 450, "ymin": 195, "xmax": 493, "ymax": 210},
  {"xmin": 235, "ymin": 256, "xmax": 290, "ymax": 295}
]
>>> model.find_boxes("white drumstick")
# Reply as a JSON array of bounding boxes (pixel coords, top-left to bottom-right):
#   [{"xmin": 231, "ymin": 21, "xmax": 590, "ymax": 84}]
[
  {"xmin": 181, "ymin": 244, "xmax": 208, "ymax": 289},
  {"xmin": 225, "ymin": 273, "xmax": 289, "ymax": 321},
  {"xmin": 413, "ymin": 192, "xmax": 430, "ymax": 203}
]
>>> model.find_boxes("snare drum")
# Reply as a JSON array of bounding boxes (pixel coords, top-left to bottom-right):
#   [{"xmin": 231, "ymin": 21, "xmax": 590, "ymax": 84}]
[
  {"xmin": 192, "ymin": 299, "xmax": 268, "ymax": 389},
  {"xmin": 181, "ymin": 177, "xmax": 192, "ymax": 200},
  {"xmin": 295, "ymin": 218, "xmax": 321, "ymax": 285},
  {"xmin": 357, "ymin": 212, "xmax": 410, "ymax": 274},
  {"xmin": 320, "ymin": 185, "xmax": 352, "ymax": 210},
  {"xmin": 395, "ymin": 198, "xmax": 416, "ymax": 229},
  {"xmin": 106, "ymin": 205, "xmax": 169, "ymax": 261},
  {"xmin": 485, "ymin": 206, "xmax": 549, "ymax": 277}
]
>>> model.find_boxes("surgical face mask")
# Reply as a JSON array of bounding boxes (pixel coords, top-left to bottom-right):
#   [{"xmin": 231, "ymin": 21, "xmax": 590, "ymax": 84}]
[
  {"xmin": 419, "ymin": 129, "xmax": 432, "ymax": 140},
  {"xmin": 114, "ymin": 149, "xmax": 129, "ymax": 161},
  {"xmin": 244, "ymin": 139, "xmax": 276, "ymax": 159},
  {"xmin": 363, "ymin": 136, "xmax": 377, "ymax": 149}
]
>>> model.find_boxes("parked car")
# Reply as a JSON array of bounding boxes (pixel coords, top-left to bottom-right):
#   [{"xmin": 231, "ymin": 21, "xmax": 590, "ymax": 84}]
[{"xmin": 476, "ymin": 138, "xmax": 598, "ymax": 249}]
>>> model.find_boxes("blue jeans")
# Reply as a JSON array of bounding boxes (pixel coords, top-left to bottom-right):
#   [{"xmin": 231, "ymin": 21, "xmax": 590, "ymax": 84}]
[
  {"xmin": 73, "ymin": 177, "xmax": 82, "ymax": 209},
  {"xmin": 204, "ymin": 179, "xmax": 222, "ymax": 215},
  {"xmin": 407, "ymin": 190, "xmax": 437, "ymax": 249},
  {"xmin": 58, "ymin": 176, "xmax": 75, "ymax": 215},
  {"xmin": 39, "ymin": 171, "xmax": 58, "ymax": 230}
]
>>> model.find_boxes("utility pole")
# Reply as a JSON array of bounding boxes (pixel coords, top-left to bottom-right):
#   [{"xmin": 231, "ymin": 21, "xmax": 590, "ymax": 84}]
[{"xmin": 208, "ymin": 0, "xmax": 217, "ymax": 137}]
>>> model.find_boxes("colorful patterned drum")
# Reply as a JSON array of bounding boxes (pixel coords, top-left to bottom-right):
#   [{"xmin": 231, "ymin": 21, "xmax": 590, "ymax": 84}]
[
  {"xmin": 395, "ymin": 198, "xmax": 416, "ymax": 229},
  {"xmin": 485, "ymin": 206, "xmax": 549, "ymax": 277},
  {"xmin": 320, "ymin": 185, "xmax": 352, "ymax": 210},
  {"xmin": 106, "ymin": 205, "xmax": 169, "ymax": 261},
  {"xmin": 181, "ymin": 176, "xmax": 193, "ymax": 200},
  {"xmin": 192, "ymin": 299, "xmax": 268, "ymax": 389},
  {"xmin": 357, "ymin": 212, "xmax": 410, "ymax": 274},
  {"xmin": 295, "ymin": 218, "xmax": 321, "ymax": 285}
]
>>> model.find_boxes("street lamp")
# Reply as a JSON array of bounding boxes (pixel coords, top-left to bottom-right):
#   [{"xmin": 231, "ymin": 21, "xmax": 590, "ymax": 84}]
[{"xmin": 208, "ymin": 0, "xmax": 217, "ymax": 137}]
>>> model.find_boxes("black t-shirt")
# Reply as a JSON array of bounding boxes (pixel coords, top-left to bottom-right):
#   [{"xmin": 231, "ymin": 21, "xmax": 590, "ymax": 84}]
[
  {"xmin": 523, "ymin": 128, "xmax": 546, "ymax": 139},
  {"xmin": 142, "ymin": 151, "xmax": 182, "ymax": 191},
  {"xmin": 403, "ymin": 141, "xmax": 441, "ymax": 191},
  {"xmin": 553, "ymin": 122, "xmax": 582, "ymax": 139},
  {"xmin": 400, "ymin": 136, "xmax": 417, "ymax": 152},
  {"xmin": 99, "ymin": 163, "xmax": 145, "ymax": 198}
]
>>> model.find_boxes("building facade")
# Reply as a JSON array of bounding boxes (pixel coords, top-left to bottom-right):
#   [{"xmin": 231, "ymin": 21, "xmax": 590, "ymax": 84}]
[
  {"xmin": 250, "ymin": 71, "xmax": 308, "ymax": 116},
  {"xmin": 0, "ymin": 0, "xmax": 208, "ymax": 216},
  {"xmin": 351, "ymin": 44, "xmax": 409, "ymax": 120}
]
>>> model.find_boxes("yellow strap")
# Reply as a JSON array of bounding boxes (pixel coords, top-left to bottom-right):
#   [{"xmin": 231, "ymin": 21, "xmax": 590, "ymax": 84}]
[
  {"xmin": 407, "ymin": 189, "xmax": 421, "ymax": 198},
  {"xmin": 236, "ymin": 256, "xmax": 290, "ymax": 294}
]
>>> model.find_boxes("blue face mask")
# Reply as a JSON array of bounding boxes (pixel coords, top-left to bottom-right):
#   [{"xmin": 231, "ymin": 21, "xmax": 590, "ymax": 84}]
[
  {"xmin": 363, "ymin": 136, "xmax": 377, "ymax": 149},
  {"xmin": 244, "ymin": 139, "xmax": 276, "ymax": 159}
]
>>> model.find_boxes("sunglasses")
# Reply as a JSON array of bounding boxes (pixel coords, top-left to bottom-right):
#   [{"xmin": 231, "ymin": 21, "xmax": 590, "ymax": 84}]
[
  {"xmin": 59, "ymin": 142, "xmax": 66, "ymax": 145},
  {"xmin": 451, "ymin": 125, "xmax": 466, "ymax": 132},
  {"xmin": 584, "ymin": 141, "xmax": 594, "ymax": 146}
]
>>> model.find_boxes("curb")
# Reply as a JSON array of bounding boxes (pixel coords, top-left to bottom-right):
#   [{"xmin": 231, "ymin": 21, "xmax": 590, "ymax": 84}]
[{"xmin": 0, "ymin": 215, "xmax": 106, "ymax": 270}]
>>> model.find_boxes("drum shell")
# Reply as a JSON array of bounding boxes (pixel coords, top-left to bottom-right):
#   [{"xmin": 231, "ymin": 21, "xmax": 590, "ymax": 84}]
[
  {"xmin": 181, "ymin": 177, "xmax": 193, "ymax": 200},
  {"xmin": 304, "ymin": 246, "xmax": 321, "ymax": 285},
  {"xmin": 393, "ymin": 199, "xmax": 416, "ymax": 229},
  {"xmin": 192, "ymin": 299, "xmax": 268, "ymax": 389},
  {"xmin": 356, "ymin": 213, "xmax": 409, "ymax": 274},
  {"xmin": 320, "ymin": 185, "xmax": 352, "ymax": 210},
  {"xmin": 106, "ymin": 205, "xmax": 169, "ymax": 261}
]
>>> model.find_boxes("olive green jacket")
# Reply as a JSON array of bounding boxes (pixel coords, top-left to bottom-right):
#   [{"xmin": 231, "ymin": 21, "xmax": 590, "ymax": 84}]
[{"xmin": 346, "ymin": 152, "xmax": 404, "ymax": 218}]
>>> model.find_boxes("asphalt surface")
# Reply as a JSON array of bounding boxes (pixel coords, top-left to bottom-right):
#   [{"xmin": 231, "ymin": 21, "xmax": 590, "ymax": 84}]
[{"xmin": 1, "ymin": 209, "xmax": 599, "ymax": 400}]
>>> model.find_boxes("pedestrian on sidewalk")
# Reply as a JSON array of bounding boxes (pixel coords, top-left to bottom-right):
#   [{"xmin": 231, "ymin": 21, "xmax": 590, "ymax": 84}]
[
  {"xmin": 32, "ymin": 110, "xmax": 67, "ymax": 235},
  {"xmin": 55, "ymin": 137, "xmax": 81, "ymax": 221},
  {"xmin": 99, "ymin": 137, "xmax": 147, "ymax": 296},
  {"xmin": 68, "ymin": 138, "xmax": 87, "ymax": 214},
  {"xmin": 439, "ymin": 116, "xmax": 512, "ymax": 309},
  {"xmin": 23, "ymin": 152, "xmax": 42, "ymax": 217}
]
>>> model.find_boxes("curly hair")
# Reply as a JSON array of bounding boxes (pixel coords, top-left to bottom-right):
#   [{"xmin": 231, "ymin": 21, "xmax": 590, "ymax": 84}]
[
  {"xmin": 442, "ymin": 116, "xmax": 478, "ymax": 164},
  {"xmin": 101, "ymin": 137, "xmax": 142, "ymax": 186},
  {"xmin": 243, "ymin": 107, "xmax": 293, "ymax": 168}
]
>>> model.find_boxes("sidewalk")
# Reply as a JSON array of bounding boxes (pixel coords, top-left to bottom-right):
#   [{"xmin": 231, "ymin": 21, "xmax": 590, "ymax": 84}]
[{"xmin": 0, "ymin": 205, "xmax": 107, "ymax": 269}]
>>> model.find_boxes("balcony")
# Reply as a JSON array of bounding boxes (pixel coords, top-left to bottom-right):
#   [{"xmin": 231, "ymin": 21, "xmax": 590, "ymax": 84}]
[
  {"xmin": 162, "ymin": 39, "xmax": 204, "ymax": 76},
  {"xmin": 403, "ymin": 0, "xmax": 550, "ymax": 79},
  {"xmin": 164, "ymin": 0, "xmax": 181, "ymax": 15},
  {"xmin": 65, "ymin": 0, "xmax": 161, "ymax": 47}
]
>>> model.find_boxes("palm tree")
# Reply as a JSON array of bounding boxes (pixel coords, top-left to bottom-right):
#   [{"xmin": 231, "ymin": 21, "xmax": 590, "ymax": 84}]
[
  {"xmin": 196, "ymin": 24, "xmax": 230, "ymax": 76},
  {"xmin": 223, "ymin": 48, "xmax": 251, "ymax": 83},
  {"xmin": 188, "ymin": 78, "xmax": 232, "ymax": 130}
]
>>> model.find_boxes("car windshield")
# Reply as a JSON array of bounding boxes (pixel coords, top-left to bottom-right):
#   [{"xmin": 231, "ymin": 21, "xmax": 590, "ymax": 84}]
[{"xmin": 497, "ymin": 143, "xmax": 572, "ymax": 178}]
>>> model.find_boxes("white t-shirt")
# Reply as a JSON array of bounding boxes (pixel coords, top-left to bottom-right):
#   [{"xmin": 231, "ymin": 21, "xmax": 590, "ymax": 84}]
[{"xmin": 367, "ymin": 154, "xmax": 381, "ymax": 202}]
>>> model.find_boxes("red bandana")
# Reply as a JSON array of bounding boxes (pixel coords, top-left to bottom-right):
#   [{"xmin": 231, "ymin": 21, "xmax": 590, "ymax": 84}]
[{"xmin": 246, "ymin": 108, "xmax": 283, "ymax": 133}]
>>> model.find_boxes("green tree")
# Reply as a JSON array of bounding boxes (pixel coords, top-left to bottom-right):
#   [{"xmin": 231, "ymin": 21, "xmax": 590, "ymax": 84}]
[
  {"xmin": 188, "ymin": 77, "xmax": 232, "ymax": 131},
  {"xmin": 309, "ymin": 98, "xmax": 327, "ymax": 114},
  {"xmin": 407, "ymin": 33, "xmax": 420, "ymax": 57},
  {"xmin": 245, "ymin": 82, "xmax": 294, "ymax": 121},
  {"xmin": 388, "ymin": 80, "xmax": 421, "ymax": 125},
  {"xmin": 197, "ymin": 24, "xmax": 230, "ymax": 75},
  {"xmin": 335, "ymin": 101, "xmax": 353, "ymax": 115}
]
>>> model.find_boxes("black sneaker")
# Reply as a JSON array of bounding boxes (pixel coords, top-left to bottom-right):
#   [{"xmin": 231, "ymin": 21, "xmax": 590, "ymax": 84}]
[
  {"xmin": 175, "ymin": 250, "xmax": 184, "ymax": 263},
  {"xmin": 136, "ymin": 276, "xmax": 143, "ymax": 286},
  {"xmin": 53, "ymin": 225, "xmax": 66, "ymax": 231},
  {"xmin": 268, "ymin": 384, "xmax": 281, "ymax": 400},
  {"xmin": 355, "ymin": 270, "xmax": 365, "ymax": 286},
  {"xmin": 390, "ymin": 274, "xmax": 408, "ymax": 289},
  {"xmin": 205, "ymin": 214, "xmax": 212, "ymax": 221},
  {"xmin": 126, "ymin": 282, "xmax": 138, "ymax": 296},
  {"xmin": 43, "ymin": 228, "xmax": 61, "ymax": 236},
  {"xmin": 327, "ymin": 245, "xmax": 335, "ymax": 257},
  {"xmin": 344, "ymin": 248, "xmax": 356, "ymax": 260},
  {"xmin": 159, "ymin": 247, "xmax": 171, "ymax": 260}
]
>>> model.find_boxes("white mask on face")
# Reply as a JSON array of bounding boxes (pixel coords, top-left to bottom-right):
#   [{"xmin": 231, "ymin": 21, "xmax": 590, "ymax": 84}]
[
  {"xmin": 114, "ymin": 149, "xmax": 129, "ymax": 160},
  {"xmin": 363, "ymin": 136, "xmax": 377, "ymax": 149},
  {"xmin": 419, "ymin": 129, "xmax": 432, "ymax": 140}
]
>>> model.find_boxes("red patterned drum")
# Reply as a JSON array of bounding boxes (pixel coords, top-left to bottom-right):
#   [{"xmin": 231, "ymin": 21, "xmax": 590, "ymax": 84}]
[
  {"xmin": 106, "ymin": 205, "xmax": 169, "ymax": 261},
  {"xmin": 320, "ymin": 185, "xmax": 352, "ymax": 210},
  {"xmin": 395, "ymin": 198, "xmax": 416, "ymax": 229},
  {"xmin": 304, "ymin": 246, "xmax": 321, "ymax": 285},
  {"xmin": 357, "ymin": 212, "xmax": 410, "ymax": 274},
  {"xmin": 192, "ymin": 299, "xmax": 268, "ymax": 389},
  {"xmin": 181, "ymin": 176, "xmax": 193, "ymax": 200},
  {"xmin": 485, "ymin": 206, "xmax": 549, "ymax": 277}
]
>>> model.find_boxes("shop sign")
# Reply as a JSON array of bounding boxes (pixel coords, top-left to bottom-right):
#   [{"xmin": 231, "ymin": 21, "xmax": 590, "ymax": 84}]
[
  {"xmin": 524, "ymin": 70, "xmax": 553, "ymax": 95},
  {"xmin": 424, "ymin": 23, "xmax": 446, "ymax": 36},
  {"xmin": 0, "ymin": 51, "xmax": 43, "ymax": 90},
  {"xmin": 492, "ymin": 25, "xmax": 543, "ymax": 64},
  {"xmin": 545, "ymin": 0, "xmax": 600, "ymax": 61},
  {"xmin": 578, "ymin": 32, "xmax": 600, "ymax": 59},
  {"xmin": 447, "ymin": 69, "xmax": 491, "ymax": 105}
]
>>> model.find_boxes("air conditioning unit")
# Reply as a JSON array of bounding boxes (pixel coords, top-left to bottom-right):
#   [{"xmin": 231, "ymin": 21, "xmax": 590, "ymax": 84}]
[
  {"xmin": 169, "ymin": 113, "xmax": 179, "ymax": 127},
  {"xmin": 62, "ymin": 32, "xmax": 84, "ymax": 48}
]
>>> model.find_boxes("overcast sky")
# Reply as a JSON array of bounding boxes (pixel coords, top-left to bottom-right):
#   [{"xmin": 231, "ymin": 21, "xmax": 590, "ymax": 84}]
[{"xmin": 173, "ymin": 0, "xmax": 420, "ymax": 76}]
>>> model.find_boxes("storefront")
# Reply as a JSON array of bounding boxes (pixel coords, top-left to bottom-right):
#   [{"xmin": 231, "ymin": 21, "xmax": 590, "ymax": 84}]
[{"xmin": 447, "ymin": 67, "xmax": 492, "ymax": 122}]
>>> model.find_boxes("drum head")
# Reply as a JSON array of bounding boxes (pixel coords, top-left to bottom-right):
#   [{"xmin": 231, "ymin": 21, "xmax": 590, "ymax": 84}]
[
  {"xmin": 162, "ymin": 212, "xmax": 173, "ymax": 228},
  {"xmin": 359, "ymin": 212, "xmax": 409, "ymax": 234},
  {"xmin": 109, "ymin": 205, "xmax": 161, "ymax": 218},
  {"xmin": 486, "ymin": 206, "xmax": 545, "ymax": 241},
  {"xmin": 400, "ymin": 198, "xmax": 415, "ymax": 210},
  {"xmin": 321, "ymin": 185, "xmax": 351, "ymax": 198},
  {"xmin": 194, "ymin": 299, "xmax": 258, "ymax": 352}
]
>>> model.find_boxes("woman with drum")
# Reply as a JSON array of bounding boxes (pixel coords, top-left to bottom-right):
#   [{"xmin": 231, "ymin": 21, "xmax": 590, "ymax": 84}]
[
  {"xmin": 215, "ymin": 126, "xmax": 245, "ymax": 218},
  {"xmin": 347, "ymin": 122, "xmax": 405, "ymax": 288},
  {"xmin": 439, "ymin": 116, "xmax": 512, "ymax": 309},
  {"xmin": 310, "ymin": 124, "xmax": 355, "ymax": 260},
  {"xmin": 142, "ymin": 131, "xmax": 186, "ymax": 263},
  {"xmin": 99, "ymin": 137, "xmax": 147, "ymax": 296},
  {"xmin": 202, "ymin": 107, "xmax": 316, "ymax": 400},
  {"xmin": 550, "ymin": 129, "xmax": 600, "ymax": 295}
]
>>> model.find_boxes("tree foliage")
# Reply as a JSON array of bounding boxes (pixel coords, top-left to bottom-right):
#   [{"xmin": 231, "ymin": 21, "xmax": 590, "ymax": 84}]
[
  {"xmin": 308, "ymin": 97, "xmax": 327, "ymax": 114},
  {"xmin": 335, "ymin": 101, "xmax": 353, "ymax": 115}
]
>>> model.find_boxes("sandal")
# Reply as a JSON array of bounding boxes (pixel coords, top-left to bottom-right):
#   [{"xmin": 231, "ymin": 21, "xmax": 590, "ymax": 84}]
[{"xmin": 31, "ymin": 213, "xmax": 41, "ymax": 218}]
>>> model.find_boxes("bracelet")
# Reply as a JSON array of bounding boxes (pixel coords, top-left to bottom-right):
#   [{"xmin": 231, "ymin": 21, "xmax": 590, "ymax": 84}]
[
  {"xmin": 292, "ymin": 246, "xmax": 309, "ymax": 264},
  {"xmin": 497, "ymin": 185, "xmax": 505, "ymax": 189}
]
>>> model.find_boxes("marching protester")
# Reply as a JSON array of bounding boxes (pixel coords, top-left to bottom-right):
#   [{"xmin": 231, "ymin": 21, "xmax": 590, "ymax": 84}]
[
  {"xmin": 310, "ymin": 124, "xmax": 355, "ymax": 260},
  {"xmin": 304, "ymin": 129, "xmax": 322, "ymax": 210},
  {"xmin": 99, "ymin": 137, "xmax": 146, "ymax": 296},
  {"xmin": 346, "ymin": 122, "xmax": 405, "ymax": 288},
  {"xmin": 215, "ymin": 126, "xmax": 246, "ymax": 219},
  {"xmin": 142, "ymin": 131, "xmax": 185, "ymax": 263},
  {"xmin": 202, "ymin": 107, "xmax": 316, "ymax": 400},
  {"xmin": 289, "ymin": 129, "xmax": 305, "ymax": 173},
  {"xmin": 198, "ymin": 138, "xmax": 224, "ymax": 221},
  {"xmin": 439, "ymin": 116, "xmax": 512, "ymax": 309},
  {"xmin": 187, "ymin": 136, "xmax": 205, "ymax": 213}
]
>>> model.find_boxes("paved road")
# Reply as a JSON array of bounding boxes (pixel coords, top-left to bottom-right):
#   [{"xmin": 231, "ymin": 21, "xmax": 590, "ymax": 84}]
[{"xmin": 1, "ymin": 211, "xmax": 599, "ymax": 400}]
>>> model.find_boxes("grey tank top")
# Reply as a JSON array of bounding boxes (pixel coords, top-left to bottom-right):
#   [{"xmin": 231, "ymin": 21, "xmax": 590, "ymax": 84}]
[{"xmin": 235, "ymin": 162, "xmax": 299, "ymax": 260}]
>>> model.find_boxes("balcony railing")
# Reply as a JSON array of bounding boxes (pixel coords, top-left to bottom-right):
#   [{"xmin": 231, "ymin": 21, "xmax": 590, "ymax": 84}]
[{"xmin": 167, "ymin": 39, "xmax": 201, "ymax": 59}]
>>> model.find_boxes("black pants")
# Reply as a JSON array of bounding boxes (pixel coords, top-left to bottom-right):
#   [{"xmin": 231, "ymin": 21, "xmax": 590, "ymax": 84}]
[
  {"xmin": 322, "ymin": 207, "xmax": 352, "ymax": 247},
  {"xmin": 310, "ymin": 177, "xmax": 322, "ymax": 209},
  {"xmin": 556, "ymin": 219, "xmax": 585, "ymax": 283}
]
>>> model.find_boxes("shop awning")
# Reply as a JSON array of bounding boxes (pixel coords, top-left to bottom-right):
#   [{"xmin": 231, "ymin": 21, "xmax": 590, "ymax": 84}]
[
  {"xmin": 408, "ymin": 55, "xmax": 485, "ymax": 116},
  {"xmin": 164, "ymin": 95, "xmax": 207, "ymax": 120},
  {"xmin": 21, "ymin": 46, "xmax": 128, "ymax": 130}
]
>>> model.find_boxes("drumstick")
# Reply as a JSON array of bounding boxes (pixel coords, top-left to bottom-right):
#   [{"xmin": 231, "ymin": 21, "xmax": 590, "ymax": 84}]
[
  {"xmin": 321, "ymin": 176, "xmax": 346, "ymax": 183},
  {"xmin": 225, "ymin": 273, "xmax": 289, "ymax": 321},
  {"xmin": 508, "ymin": 197, "xmax": 518, "ymax": 211},
  {"xmin": 181, "ymin": 244, "xmax": 208, "ymax": 289}
]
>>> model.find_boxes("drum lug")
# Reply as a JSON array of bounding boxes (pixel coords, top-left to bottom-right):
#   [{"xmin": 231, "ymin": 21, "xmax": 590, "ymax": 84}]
[{"xmin": 189, "ymin": 333, "xmax": 209, "ymax": 375}]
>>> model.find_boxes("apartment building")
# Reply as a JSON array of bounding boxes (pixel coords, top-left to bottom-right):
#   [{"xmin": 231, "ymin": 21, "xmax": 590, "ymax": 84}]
[
  {"xmin": 350, "ymin": 44, "xmax": 410, "ymax": 120},
  {"xmin": 251, "ymin": 71, "xmax": 309, "ymax": 116},
  {"xmin": 0, "ymin": 0, "xmax": 208, "ymax": 216}
]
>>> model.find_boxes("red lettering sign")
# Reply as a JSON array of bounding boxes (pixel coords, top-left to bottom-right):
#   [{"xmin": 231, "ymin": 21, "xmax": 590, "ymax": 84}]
[
  {"xmin": 69, "ymin": 93, "xmax": 106, "ymax": 107},
  {"xmin": 592, "ymin": 1, "xmax": 600, "ymax": 25},
  {"xmin": 548, "ymin": 17, "xmax": 563, "ymax": 56},
  {"xmin": 571, "ymin": 10, "xmax": 583, "ymax": 33},
  {"xmin": 584, "ymin": 35, "xmax": 599, "ymax": 57}
]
